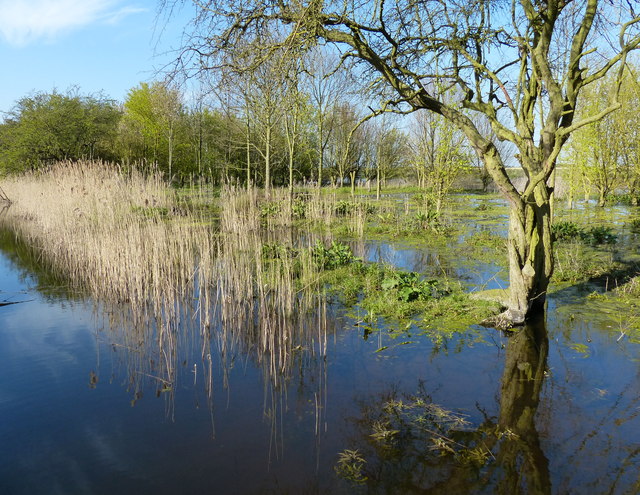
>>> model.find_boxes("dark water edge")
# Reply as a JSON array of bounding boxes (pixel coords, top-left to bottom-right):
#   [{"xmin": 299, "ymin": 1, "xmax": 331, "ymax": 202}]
[{"xmin": 1, "ymin": 219, "xmax": 640, "ymax": 493}]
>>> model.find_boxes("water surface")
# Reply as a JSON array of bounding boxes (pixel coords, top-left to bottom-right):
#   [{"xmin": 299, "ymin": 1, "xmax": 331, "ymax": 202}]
[{"xmin": 1, "ymin": 201, "xmax": 639, "ymax": 494}]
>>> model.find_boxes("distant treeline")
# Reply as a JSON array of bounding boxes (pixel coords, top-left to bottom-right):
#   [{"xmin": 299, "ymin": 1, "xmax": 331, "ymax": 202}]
[
  {"xmin": 0, "ymin": 82, "xmax": 491, "ymax": 193},
  {"xmin": 4, "ymin": 66, "xmax": 639, "ymax": 207}
]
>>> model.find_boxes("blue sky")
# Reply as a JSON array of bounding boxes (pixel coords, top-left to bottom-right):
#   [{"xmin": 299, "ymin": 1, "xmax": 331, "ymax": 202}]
[{"xmin": 0, "ymin": 0, "xmax": 190, "ymax": 113}]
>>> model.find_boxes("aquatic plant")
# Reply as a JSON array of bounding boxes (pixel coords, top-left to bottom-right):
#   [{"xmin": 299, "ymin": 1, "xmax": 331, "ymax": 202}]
[
  {"xmin": 291, "ymin": 196, "xmax": 307, "ymax": 219},
  {"xmin": 629, "ymin": 218, "xmax": 640, "ymax": 232},
  {"xmin": 553, "ymin": 242, "xmax": 621, "ymax": 283},
  {"xmin": 0, "ymin": 162, "xmax": 335, "ymax": 417},
  {"xmin": 312, "ymin": 240, "xmax": 356, "ymax": 270},
  {"xmin": 380, "ymin": 271, "xmax": 442, "ymax": 302},
  {"xmin": 552, "ymin": 221, "xmax": 617, "ymax": 245},
  {"xmin": 335, "ymin": 449, "xmax": 368, "ymax": 484},
  {"xmin": 334, "ymin": 387, "xmax": 493, "ymax": 490},
  {"xmin": 585, "ymin": 226, "xmax": 617, "ymax": 245},
  {"xmin": 552, "ymin": 221, "xmax": 584, "ymax": 241}
]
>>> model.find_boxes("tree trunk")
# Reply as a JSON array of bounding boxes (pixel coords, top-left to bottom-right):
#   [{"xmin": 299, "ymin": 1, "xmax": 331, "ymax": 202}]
[
  {"xmin": 435, "ymin": 179, "xmax": 444, "ymax": 214},
  {"xmin": 289, "ymin": 155, "xmax": 294, "ymax": 201},
  {"xmin": 168, "ymin": 122, "xmax": 174, "ymax": 182},
  {"xmin": 582, "ymin": 176, "xmax": 590, "ymax": 202},
  {"xmin": 506, "ymin": 182, "xmax": 554, "ymax": 322},
  {"xmin": 265, "ymin": 125, "xmax": 271, "ymax": 198},
  {"xmin": 246, "ymin": 112, "xmax": 251, "ymax": 189},
  {"xmin": 317, "ymin": 121, "xmax": 323, "ymax": 189}
]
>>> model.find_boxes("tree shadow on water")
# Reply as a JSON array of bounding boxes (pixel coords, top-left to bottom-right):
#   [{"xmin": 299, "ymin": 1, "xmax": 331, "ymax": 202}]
[{"xmin": 336, "ymin": 318, "xmax": 551, "ymax": 494}]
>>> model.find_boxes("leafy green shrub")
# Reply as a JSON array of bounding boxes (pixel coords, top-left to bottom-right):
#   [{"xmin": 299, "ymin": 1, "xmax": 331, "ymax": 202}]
[
  {"xmin": 552, "ymin": 222, "xmax": 617, "ymax": 245},
  {"xmin": 334, "ymin": 200, "xmax": 357, "ymax": 216},
  {"xmin": 334, "ymin": 200, "xmax": 376, "ymax": 216},
  {"xmin": 260, "ymin": 201, "xmax": 281, "ymax": 218},
  {"xmin": 410, "ymin": 210, "xmax": 440, "ymax": 231},
  {"xmin": 380, "ymin": 271, "xmax": 443, "ymax": 302},
  {"xmin": 291, "ymin": 197, "xmax": 306, "ymax": 219},
  {"xmin": 262, "ymin": 242, "xmax": 297, "ymax": 260},
  {"xmin": 584, "ymin": 226, "xmax": 617, "ymax": 245},
  {"xmin": 312, "ymin": 241, "xmax": 356, "ymax": 269},
  {"xmin": 606, "ymin": 193, "xmax": 639, "ymax": 206},
  {"xmin": 552, "ymin": 221, "xmax": 584, "ymax": 241}
]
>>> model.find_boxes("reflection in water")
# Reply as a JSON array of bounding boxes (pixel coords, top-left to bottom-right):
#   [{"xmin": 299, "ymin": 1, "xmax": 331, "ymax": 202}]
[
  {"xmin": 337, "ymin": 320, "xmax": 550, "ymax": 494},
  {"xmin": 2, "ymin": 190, "xmax": 640, "ymax": 493},
  {"xmin": 0, "ymin": 191, "xmax": 334, "ymax": 458},
  {"xmin": 97, "ymin": 290, "xmax": 333, "ymax": 454},
  {"xmin": 493, "ymin": 317, "xmax": 550, "ymax": 495}
]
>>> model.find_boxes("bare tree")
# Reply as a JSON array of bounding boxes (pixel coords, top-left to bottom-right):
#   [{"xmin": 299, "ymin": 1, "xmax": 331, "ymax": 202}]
[
  {"xmin": 165, "ymin": 0, "xmax": 640, "ymax": 324},
  {"xmin": 410, "ymin": 109, "xmax": 468, "ymax": 215},
  {"xmin": 370, "ymin": 116, "xmax": 407, "ymax": 199},
  {"xmin": 325, "ymin": 102, "xmax": 364, "ymax": 189},
  {"xmin": 305, "ymin": 49, "xmax": 349, "ymax": 188},
  {"xmin": 282, "ymin": 56, "xmax": 308, "ymax": 201}
]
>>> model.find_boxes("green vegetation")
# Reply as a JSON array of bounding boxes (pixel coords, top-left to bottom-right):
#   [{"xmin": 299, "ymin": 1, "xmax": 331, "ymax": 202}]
[
  {"xmin": 3, "ymin": 2, "xmax": 640, "ymax": 490},
  {"xmin": 316, "ymin": 252, "xmax": 501, "ymax": 336},
  {"xmin": 0, "ymin": 90, "xmax": 120, "ymax": 172},
  {"xmin": 165, "ymin": 0, "xmax": 640, "ymax": 323},
  {"xmin": 311, "ymin": 240, "xmax": 357, "ymax": 270},
  {"xmin": 2, "ymin": 1, "xmax": 640, "ymax": 324},
  {"xmin": 552, "ymin": 221, "xmax": 618, "ymax": 245}
]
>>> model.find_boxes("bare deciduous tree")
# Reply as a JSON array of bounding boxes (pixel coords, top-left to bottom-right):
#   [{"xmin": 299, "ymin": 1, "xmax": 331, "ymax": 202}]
[{"xmin": 165, "ymin": 0, "xmax": 640, "ymax": 323}]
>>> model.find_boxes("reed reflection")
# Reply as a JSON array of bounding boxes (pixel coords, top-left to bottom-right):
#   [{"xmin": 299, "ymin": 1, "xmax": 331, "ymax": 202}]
[{"xmin": 0, "ymin": 179, "xmax": 339, "ymax": 456}]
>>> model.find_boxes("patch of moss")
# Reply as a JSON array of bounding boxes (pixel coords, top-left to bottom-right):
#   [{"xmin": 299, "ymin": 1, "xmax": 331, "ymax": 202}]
[{"xmin": 471, "ymin": 288, "xmax": 510, "ymax": 307}]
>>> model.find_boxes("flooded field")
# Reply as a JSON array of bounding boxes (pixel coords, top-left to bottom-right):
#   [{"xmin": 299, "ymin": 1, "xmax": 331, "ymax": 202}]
[{"xmin": 1, "ymin": 189, "xmax": 640, "ymax": 494}]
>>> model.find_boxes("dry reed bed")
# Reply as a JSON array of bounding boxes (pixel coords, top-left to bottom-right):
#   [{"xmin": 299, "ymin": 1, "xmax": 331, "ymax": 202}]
[
  {"xmin": 0, "ymin": 162, "xmax": 203, "ymax": 311},
  {"xmin": 0, "ymin": 162, "xmax": 333, "ymax": 405},
  {"xmin": 212, "ymin": 185, "xmax": 332, "ymax": 388}
]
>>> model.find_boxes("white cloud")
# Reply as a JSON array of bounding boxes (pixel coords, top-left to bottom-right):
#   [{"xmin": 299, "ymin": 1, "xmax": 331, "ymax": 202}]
[{"xmin": 0, "ymin": 0, "xmax": 146, "ymax": 46}]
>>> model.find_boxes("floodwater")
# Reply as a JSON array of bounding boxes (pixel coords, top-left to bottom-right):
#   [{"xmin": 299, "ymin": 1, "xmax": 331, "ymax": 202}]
[{"xmin": 1, "ymin": 199, "xmax": 640, "ymax": 494}]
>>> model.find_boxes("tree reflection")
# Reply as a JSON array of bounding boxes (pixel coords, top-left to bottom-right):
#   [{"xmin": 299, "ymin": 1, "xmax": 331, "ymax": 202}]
[
  {"xmin": 337, "ymin": 319, "xmax": 550, "ymax": 494},
  {"xmin": 493, "ymin": 317, "xmax": 550, "ymax": 495}
]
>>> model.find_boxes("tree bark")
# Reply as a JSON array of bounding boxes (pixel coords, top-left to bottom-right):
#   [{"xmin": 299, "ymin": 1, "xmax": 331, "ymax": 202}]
[
  {"xmin": 264, "ymin": 124, "xmax": 271, "ymax": 198},
  {"xmin": 506, "ymin": 181, "xmax": 554, "ymax": 322}
]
